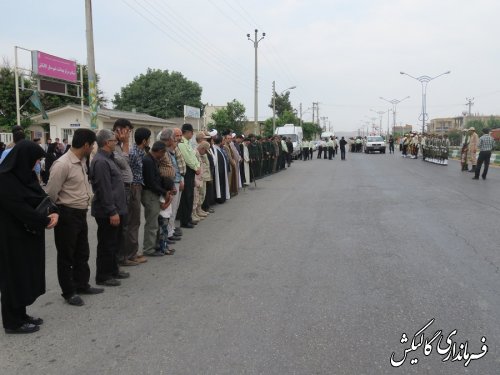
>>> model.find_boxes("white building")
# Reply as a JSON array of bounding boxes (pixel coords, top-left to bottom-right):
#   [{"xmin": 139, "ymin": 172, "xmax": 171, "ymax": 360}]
[{"xmin": 30, "ymin": 104, "xmax": 177, "ymax": 143}]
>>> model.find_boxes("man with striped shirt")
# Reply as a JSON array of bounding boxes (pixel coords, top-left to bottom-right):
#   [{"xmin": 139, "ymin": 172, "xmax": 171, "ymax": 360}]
[{"xmin": 472, "ymin": 128, "xmax": 496, "ymax": 180}]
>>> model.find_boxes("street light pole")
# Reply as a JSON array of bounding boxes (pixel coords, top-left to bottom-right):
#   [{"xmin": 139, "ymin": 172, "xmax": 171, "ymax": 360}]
[
  {"xmin": 370, "ymin": 109, "xmax": 385, "ymax": 135},
  {"xmin": 400, "ymin": 71, "xmax": 450, "ymax": 134},
  {"xmin": 272, "ymin": 82, "xmax": 296, "ymax": 135},
  {"xmin": 247, "ymin": 29, "xmax": 265, "ymax": 134},
  {"xmin": 380, "ymin": 96, "xmax": 410, "ymax": 136}
]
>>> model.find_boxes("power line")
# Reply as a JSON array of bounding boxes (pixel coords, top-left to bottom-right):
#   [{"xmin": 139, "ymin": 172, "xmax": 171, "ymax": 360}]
[
  {"xmin": 131, "ymin": 0, "xmax": 251, "ymax": 87},
  {"xmin": 121, "ymin": 0, "xmax": 252, "ymax": 90},
  {"xmin": 151, "ymin": 0, "xmax": 251, "ymax": 77}
]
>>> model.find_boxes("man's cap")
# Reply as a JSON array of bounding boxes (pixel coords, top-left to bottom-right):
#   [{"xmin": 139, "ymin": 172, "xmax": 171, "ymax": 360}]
[
  {"xmin": 209, "ymin": 129, "xmax": 218, "ymax": 137},
  {"xmin": 468, "ymin": 127, "xmax": 475, "ymax": 131}
]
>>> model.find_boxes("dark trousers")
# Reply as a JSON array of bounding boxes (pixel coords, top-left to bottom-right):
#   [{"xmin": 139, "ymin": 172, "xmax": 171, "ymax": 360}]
[
  {"xmin": 328, "ymin": 147, "xmax": 333, "ymax": 160},
  {"xmin": 317, "ymin": 147, "xmax": 323, "ymax": 158},
  {"xmin": 475, "ymin": 151, "xmax": 491, "ymax": 178},
  {"xmin": 389, "ymin": 144, "xmax": 395, "ymax": 153},
  {"xmin": 179, "ymin": 168, "xmax": 195, "ymax": 226},
  {"xmin": 118, "ymin": 184, "xmax": 131, "ymax": 262},
  {"xmin": 302, "ymin": 148, "xmax": 309, "ymax": 160},
  {"xmin": 1, "ymin": 297, "xmax": 26, "ymax": 329},
  {"xmin": 202, "ymin": 181, "xmax": 214, "ymax": 210},
  {"xmin": 340, "ymin": 148, "xmax": 346, "ymax": 160},
  {"xmin": 323, "ymin": 148, "xmax": 328, "ymax": 158},
  {"xmin": 95, "ymin": 216, "xmax": 122, "ymax": 282},
  {"xmin": 54, "ymin": 206, "xmax": 90, "ymax": 298}
]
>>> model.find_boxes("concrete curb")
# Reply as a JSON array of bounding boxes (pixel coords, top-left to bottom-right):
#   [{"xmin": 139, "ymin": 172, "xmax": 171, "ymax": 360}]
[{"xmin": 449, "ymin": 149, "xmax": 499, "ymax": 164}]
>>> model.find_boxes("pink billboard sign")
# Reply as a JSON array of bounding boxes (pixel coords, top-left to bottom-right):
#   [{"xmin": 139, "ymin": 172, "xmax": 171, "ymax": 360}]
[{"xmin": 32, "ymin": 50, "xmax": 77, "ymax": 83}]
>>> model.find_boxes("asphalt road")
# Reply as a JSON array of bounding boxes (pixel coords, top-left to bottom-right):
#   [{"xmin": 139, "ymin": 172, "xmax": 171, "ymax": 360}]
[{"xmin": 1, "ymin": 151, "xmax": 499, "ymax": 375}]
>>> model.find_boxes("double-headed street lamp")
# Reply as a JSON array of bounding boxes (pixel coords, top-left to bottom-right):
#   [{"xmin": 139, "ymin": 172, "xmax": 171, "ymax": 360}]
[
  {"xmin": 272, "ymin": 82, "xmax": 296, "ymax": 134},
  {"xmin": 400, "ymin": 71, "xmax": 450, "ymax": 134},
  {"xmin": 370, "ymin": 109, "xmax": 385, "ymax": 136},
  {"xmin": 380, "ymin": 96, "xmax": 410, "ymax": 136}
]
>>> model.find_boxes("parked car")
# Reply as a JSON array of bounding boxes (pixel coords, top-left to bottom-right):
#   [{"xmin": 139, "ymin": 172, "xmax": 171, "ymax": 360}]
[{"xmin": 364, "ymin": 136, "xmax": 386, "ymax": 154}]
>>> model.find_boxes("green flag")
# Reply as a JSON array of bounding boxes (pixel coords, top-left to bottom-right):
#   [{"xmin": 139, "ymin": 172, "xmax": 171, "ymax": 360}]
[{"xmin": 29, "ymin": 90, "xmax": 48, "ymax": 120}]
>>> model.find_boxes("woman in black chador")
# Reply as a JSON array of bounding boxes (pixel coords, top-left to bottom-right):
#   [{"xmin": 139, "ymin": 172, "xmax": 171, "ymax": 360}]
[{"xmin": 0, "ymin": 140, "xmax": 59, "ymax": 334}]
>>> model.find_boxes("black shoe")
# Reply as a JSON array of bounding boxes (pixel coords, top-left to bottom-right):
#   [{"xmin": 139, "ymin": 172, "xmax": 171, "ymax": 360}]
[
  {"xmin": 173, "ymin": 231, "xmax": 183, "ymax": 237},
  {"xmin": 77, "ymin": 287, "xmax": 104, "ymax": 295},
  {"xmin": 482, "ymin": 176, "xmax": 486, "ymax": 180},
  {"xmin": 96, "ymin": 278, "xmax": 121, "ymax": 287},
  {"xmin": 168, "ymin": 236, "xmax": 181, "ymax": 241},
  {"xmin": 5, "ymin": 323, "xmax": 40, "ymax": 334},
  {"xmin": 24, "ymin": 315, "xmax": 43, "ymax": 325},
  {"xmin": 181, "ymin": 223, "xmax": 194, "ymax": 229},
  {"xmin": 65, "ymin": 294, "xmax": 85, "ymax": 306},
  {"xmin": 113, "ymin": 271, "xmax": 130, "ymax": 279},
  {"xmin": 472, "ymin": 177, "xmax": 479, "ymax": 180}
]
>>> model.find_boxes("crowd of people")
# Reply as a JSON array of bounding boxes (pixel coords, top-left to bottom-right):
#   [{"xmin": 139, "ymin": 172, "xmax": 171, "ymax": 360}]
[{"xmin": 0, "ymin": 120, "xmax": 295, "ymax": 334}]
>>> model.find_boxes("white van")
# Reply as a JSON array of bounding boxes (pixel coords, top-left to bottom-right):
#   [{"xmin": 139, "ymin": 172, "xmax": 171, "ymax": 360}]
[{"xmin": 275, "ymin": 124, "xmax": 303, "ymax": 158}]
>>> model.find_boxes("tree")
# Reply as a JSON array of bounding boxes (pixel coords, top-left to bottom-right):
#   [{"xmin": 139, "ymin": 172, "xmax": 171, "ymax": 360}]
[
  {"xmin": 486, "ymin": 116, "xmax": 500, "ymax": 129},
  {"xmin": 465, "ymin": 119, "xmax": 485, "ymax": 135},
  {"xmin": 302, "ymin": 121, "xmax": 322, "ymax": 140},
  {"xmin": 447, "ymin": 129, "xmax": 461, "ymax": 146},
  {"xmin": 262, "ymin": 109, "xmax": 299, "ymax": 137},
  {"xmin": 209, "ymin": 99, "xmax": 247, "ymax": 134},
  {"xmin": 268, "ymin": 91, "xmax": 293, "ymax": 118},
  {"xmin": 0, "ymin": 64, "xmax": 33, "ymax": 130},
  {"xmin": 113, "ymin": 68, "xmax": 202, "ymax": 118}
]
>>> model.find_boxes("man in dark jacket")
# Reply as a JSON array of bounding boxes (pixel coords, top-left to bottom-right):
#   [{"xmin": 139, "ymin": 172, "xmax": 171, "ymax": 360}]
[
  {"xmin": 90, "ymin": 129, "xmax": 128, "ymax": 286},
  {"xmin": 141, "ymin": 141, "xmax": 170, "ymax": 256}
]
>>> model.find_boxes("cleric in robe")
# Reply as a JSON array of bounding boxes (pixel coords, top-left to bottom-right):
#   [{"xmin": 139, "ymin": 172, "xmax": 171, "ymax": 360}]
[{"xmin": 212, "ymin": 134, "xmax": 230, "ymax": 203}]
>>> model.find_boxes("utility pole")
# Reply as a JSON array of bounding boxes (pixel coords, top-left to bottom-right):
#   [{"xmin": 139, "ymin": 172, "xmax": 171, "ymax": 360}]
[
  {"xmin": 272, "ymin": 80, "xmax": 276, "ymax": 135},
  {"xmin": 85, "ymin": 0, "xmax": 98, "ymax": 129},
  {"xmin": 316, "ymin": 103, "xmax": 320, "ymax": 128},
  {"xmin": 247, "ymin": 29, "xmax": 265, "ymax": 135},
  {"xmin": 312, "ymin": 102, "xmax": 316, "ymax": 126},
  {"xmin": 299, "ymin": 102, "xmax": 303, "ymax": 126},
  {"xmin": 465, "ymin": 97, "xmax": 474, "ymax": 116}
]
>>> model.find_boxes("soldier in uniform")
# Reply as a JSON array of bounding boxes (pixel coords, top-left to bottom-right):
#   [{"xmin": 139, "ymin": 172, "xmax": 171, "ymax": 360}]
[
  {"xmin": 248, "ymin": 134, "xmax": 259, "ymax": 180},
  {"xmin": 302, "ymin": 139, "xmax": 310, "ymax": 160},
  {"xmin": 467, "ymin": 127, "xmax": 479, "ymax": 173},
  {"xmin": 327, "ymin": 137, "xmax": 334, "ymax": 160},
  {"xmin": 257, "ymin": 135, "xmax": 264, "ymax": 178},
  {"xmin": 460, "ymin": 128, "xmax": 469, "ymax": 171},
  {"xmin": 317, "ymin": 140, "xmax": 323, "ymax": 159},
  {"xmin": 442, "ymin": 134, "xmax": 450, "ymax": 165}
]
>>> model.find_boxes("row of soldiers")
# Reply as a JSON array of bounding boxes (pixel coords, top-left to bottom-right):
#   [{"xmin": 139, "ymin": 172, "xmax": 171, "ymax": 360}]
[
  {"xmin": 246, "ymin": 134, "xmax": 293, "ymax": 179},
  {"xmin": 401, "ymin": 133, "xmax": 450, "ymax": 165}
]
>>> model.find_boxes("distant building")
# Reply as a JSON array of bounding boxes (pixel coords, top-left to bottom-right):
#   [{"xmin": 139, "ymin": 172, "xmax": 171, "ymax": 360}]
[
  {"xmin": 393, "ymin": 124, "xmax": 413, "ymax": 134},
  {"xmin": 428, "ymin": 117, "xmax": 464, "ymax": 134},
  {"xmin": 428, "ymin": 115, "xmax": 500, "ymax": 134},
  {"xmin": 30, "ymin": 104, "xmax": 176, "ymax": 143}
]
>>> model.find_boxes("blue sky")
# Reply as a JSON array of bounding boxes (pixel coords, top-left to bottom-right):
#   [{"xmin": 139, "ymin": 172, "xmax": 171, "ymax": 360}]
[{"xmin": 1, "ymin": 0, "xmax": 499, "ymax": 132}]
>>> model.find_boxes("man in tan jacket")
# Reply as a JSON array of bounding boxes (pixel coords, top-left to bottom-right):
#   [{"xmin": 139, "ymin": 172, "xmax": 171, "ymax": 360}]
[{"xmin": 467, "ymin": 127, "xmax": 479, "ymax": 173}]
